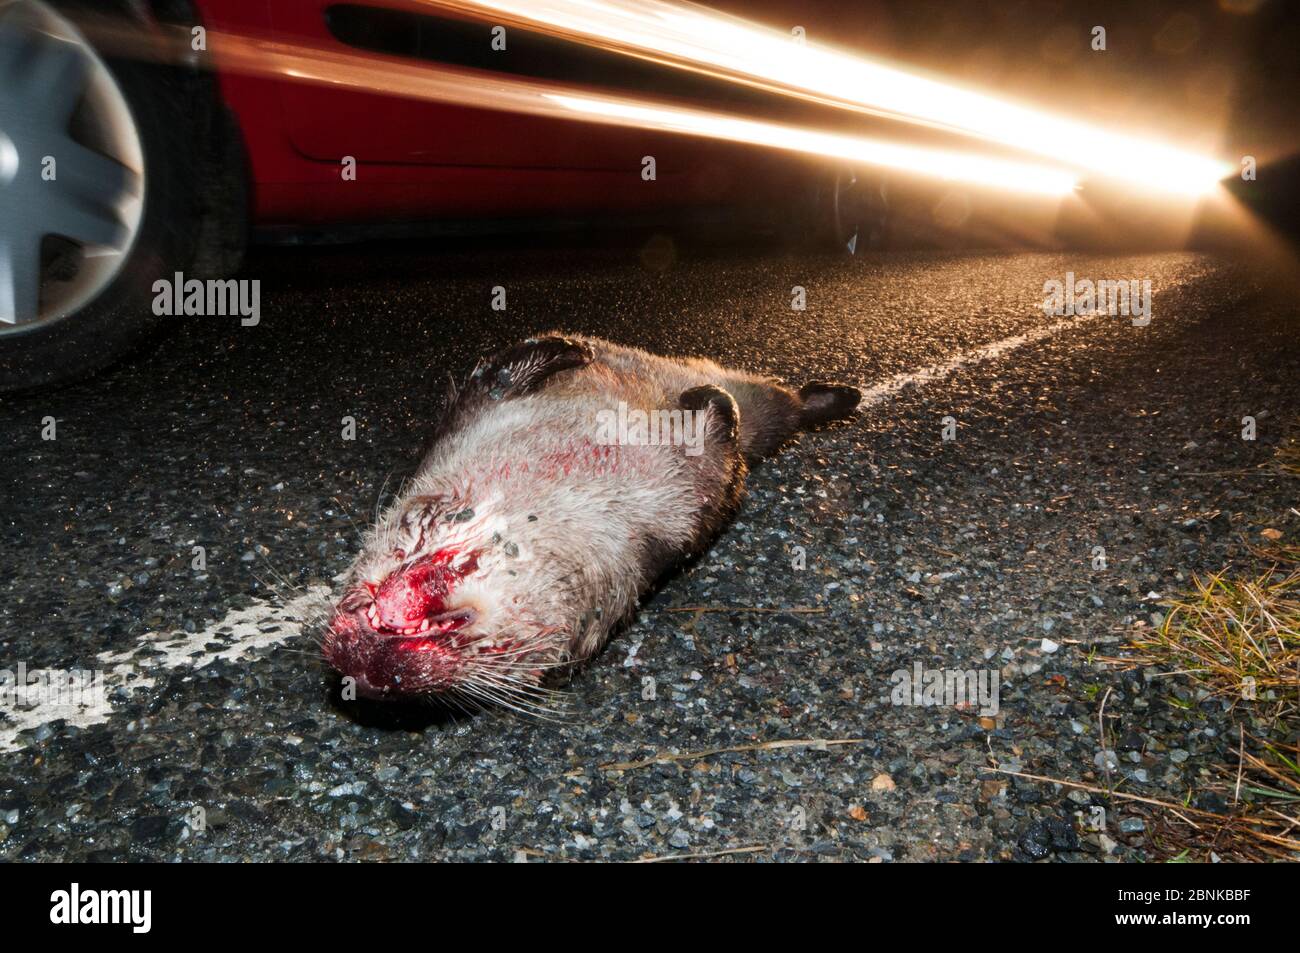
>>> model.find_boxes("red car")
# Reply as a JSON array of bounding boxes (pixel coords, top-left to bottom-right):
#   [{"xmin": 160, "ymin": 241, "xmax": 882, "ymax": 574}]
[{"xmin": 0, "ymin": 0, "xmax": 878, "ymax": 389}]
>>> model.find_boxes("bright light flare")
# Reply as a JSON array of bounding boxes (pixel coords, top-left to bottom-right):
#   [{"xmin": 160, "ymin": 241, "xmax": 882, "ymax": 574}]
[
  {"xmin": 423, "ymin": 0, "xmax": 1232, "ymax": 196},
  {"xmin": 547, "ymin": 93, "xmax": 1078, "ymax": 195}
]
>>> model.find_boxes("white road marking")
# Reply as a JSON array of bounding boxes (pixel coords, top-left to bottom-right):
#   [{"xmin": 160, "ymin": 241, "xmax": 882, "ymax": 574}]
[
  {"xmin": 0, "ymin": 309, "xmax": 1116, "ymax": 753},
  {"xmin": 856, "ymin": 313, "xmax": 1104, "ymax": 410},
  {"xmin": 0, "ymin": 676, "xmax": 113, "ymax": 755},
  {"xmin": 98, "ymin": 585, "xmax": 329, "ymax": 674},
  {"xmin": 0, "ymin": 586, "xmax": 328, "ymax": 753}
]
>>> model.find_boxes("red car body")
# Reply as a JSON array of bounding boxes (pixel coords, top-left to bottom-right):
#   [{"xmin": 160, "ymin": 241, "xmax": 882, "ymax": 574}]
[{"xmin": 189, "ymin": 0, "xmax": 798, "ymax": 229}]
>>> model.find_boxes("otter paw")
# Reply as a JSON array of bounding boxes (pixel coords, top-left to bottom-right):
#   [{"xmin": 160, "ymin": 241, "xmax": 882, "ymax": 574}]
[{"xmin": 798, "ymin": 381, "xmax": 861, "ymax": 426}]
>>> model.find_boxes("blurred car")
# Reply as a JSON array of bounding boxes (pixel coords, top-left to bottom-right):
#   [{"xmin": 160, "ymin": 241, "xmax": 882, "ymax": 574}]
[{"xmin": 0, "ymin": 0, "xmax": 885, "ymax": 389}]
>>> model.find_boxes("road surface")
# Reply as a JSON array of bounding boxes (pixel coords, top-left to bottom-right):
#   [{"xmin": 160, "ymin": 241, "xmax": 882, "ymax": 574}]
[{"xmin": 1, "ymin": 240, "xmax": 1296, "ymax": 861}]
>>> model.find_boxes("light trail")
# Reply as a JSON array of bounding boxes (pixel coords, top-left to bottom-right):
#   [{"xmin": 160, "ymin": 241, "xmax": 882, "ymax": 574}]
[
  {"xmin": 545, "ymin": 93, "xmax": 1076, "ymax": 194},
  {"xmin": 85, "ymin": 21, "xmax": 1078, "ymax": 195},
  {"xmin": 417, "ymin": 0, "xmax": 1231, "ymax": 196}
]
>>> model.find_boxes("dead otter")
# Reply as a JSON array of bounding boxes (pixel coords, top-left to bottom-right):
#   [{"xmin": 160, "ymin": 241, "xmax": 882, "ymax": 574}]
[{"xmin": 321, "ymin": 333, "xmax": 859, "ymax": 711}]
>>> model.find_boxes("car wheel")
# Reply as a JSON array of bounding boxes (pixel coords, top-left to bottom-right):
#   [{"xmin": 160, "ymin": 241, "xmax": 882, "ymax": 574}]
[
  {"xmin": 0, "ymin": 0, "xmax": 201, "ymax": 391},
  {"xmin": 817, "ymin": 167, "xmax": 890, "ymax": 255}
]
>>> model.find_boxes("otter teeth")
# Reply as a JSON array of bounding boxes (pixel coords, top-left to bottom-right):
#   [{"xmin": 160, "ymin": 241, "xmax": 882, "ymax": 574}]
[{"xmin": 364, "ymin": 602, "xmax": 433, "ymax": 635}]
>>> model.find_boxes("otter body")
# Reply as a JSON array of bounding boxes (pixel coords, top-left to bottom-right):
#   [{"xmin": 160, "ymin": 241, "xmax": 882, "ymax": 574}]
[{"xmin": 322, "ymin": 334, "xmax": 859, "ymax": 708}]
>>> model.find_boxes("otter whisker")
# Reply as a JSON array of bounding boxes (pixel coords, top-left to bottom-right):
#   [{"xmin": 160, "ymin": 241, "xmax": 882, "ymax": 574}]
[
  {"xmin": 468, "ymin": 677, "xmax": 572, "ymax": 717},
  {"xmin": 457, "ymin": 679, "xmax": 567, "ymax": 721}
]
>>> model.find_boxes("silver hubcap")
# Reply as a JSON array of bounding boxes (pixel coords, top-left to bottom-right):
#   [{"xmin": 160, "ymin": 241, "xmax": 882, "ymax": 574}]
[{"xmin": 0, "ymin": 0, "xmax": 143, "ymax": 329}]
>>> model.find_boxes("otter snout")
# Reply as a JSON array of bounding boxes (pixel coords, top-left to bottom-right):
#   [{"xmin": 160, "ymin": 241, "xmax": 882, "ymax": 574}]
[{"xmin": 323, "ymin": 549, "xmax": 480, "ymax": 698}]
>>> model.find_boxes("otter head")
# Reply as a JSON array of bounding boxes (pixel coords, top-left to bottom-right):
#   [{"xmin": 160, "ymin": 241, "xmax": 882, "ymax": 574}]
[{"xmin": 321, "ymin": 493, "xmax": 559, "ymax": 707}]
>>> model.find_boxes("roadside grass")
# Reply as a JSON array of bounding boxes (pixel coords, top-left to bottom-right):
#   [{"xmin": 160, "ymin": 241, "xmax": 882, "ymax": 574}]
[
  {"xmin": 1043, "ymin": 425, "xmax": 1300, "ymax": 859},
  {"xmin": 1118, "ymin": 534, "xmax": 1299, "ymax": 861},
  {"xmin": 1133, "ymin": 561, "xmax": 1299, "ymax": 712},
  {"xmin": 1146, "ymin": 730, "xmax": 1300, "ymax": 863}
]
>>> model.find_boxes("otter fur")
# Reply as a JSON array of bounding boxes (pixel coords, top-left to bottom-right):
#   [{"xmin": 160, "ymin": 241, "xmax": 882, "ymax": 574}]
[{"xmin": 322, "ymin": 334, "xmax": 860, "ymax": 711}]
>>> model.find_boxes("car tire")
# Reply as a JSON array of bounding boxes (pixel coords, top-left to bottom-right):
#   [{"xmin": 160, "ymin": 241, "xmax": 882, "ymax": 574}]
[
  {"xmin": 0, "ymin": 0, "xmax": 204, "ymax": 391},
  {"xmin": 785, "ymin": 166, "xmax": 890, "ymax": 255}
]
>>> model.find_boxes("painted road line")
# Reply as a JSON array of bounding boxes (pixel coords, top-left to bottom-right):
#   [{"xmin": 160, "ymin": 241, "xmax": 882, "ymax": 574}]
[
  {"xmin": 0, "ymin": 586, "xmax": 328, "ymax": 753},
  {"xmin": 856, "ymin": 313, "xmax": 1108, "ymax": 411}
]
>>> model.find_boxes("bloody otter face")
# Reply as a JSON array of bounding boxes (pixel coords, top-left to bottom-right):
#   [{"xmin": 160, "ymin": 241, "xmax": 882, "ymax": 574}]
[{"xmin": 322, "ymin": 548, "xmax": 480, "ymax": 698}]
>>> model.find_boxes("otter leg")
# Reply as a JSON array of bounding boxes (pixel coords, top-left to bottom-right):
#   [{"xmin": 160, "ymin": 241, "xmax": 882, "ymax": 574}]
[
  {"xmin": 715, "ymin": 375, "xmax": 861, "ymax": 461},
  {"xmin": 469, "ymin": 334, "xmax": 595, "ymax": 401},
  {"xmin": 678, "ymin": 384, "xmax": 740, "ymax": 444},
  {"xmin": 429, "ymin": 336, "xmax": 595, "ymax": 451},
  {"xmin": 677, "ymin": 384, "xmax": 747, "ymax": 544},
  {"xmin": 723, "ymin": 378, "xmax": 798, "ymax": 460},
  {"xmin": 798, "ymin": 381, "xmax": 862, "ymax": 428}
]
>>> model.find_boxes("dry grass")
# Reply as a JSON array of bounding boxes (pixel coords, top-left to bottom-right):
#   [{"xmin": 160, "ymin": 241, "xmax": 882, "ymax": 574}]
[
  {"xmin": 1080, "ymin": 421, "xmax": 1300, "ymax": 859},
  {"xmin": 1129, "ymin": 562, "xmax": 1299, "ymax": 717},
  {"xmin": 1115, "ymin": 539, "xmax": 1300, "ymax": 860},
  {"xmin": 1149, "ymin": 732, "xmax": 1300, "ymax": 862}
]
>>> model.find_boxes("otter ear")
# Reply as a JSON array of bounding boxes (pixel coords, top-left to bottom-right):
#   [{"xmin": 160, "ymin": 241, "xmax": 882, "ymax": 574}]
[{"xmin": 468, "ymin": 335, "xmax": 594, "ymax": 402}]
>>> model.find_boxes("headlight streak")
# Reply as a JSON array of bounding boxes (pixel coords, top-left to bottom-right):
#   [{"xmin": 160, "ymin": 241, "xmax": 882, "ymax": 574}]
[
  {"xmin": 416, "ymin": 0, "xmax": 1231, "ymax": 196},
  {"xmin": 544, "ymin": 93, "xmax": 1077, "ymax": 195},
  {"xmin": 83, "ymin": 19, "xmax": 1079, "ymax": 196}
]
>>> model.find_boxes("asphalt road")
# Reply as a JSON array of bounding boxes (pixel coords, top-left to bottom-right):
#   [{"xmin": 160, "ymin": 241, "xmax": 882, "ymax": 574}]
[{"xmin": 1, "ymin": 239, "xmax": 1297, "ymax": 861}]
